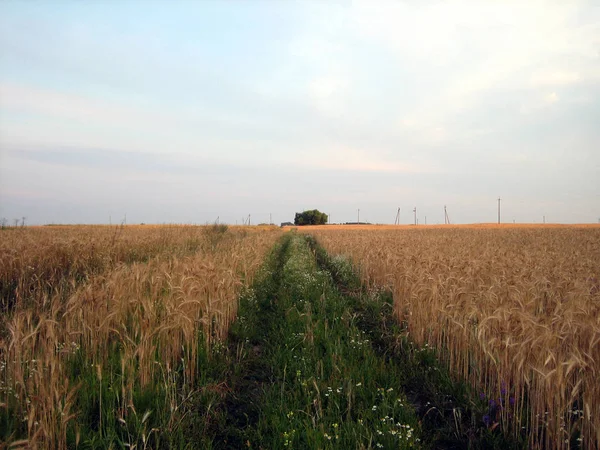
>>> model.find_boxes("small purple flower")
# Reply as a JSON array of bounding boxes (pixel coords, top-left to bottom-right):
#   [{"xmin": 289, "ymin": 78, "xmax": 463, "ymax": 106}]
[
  {"xmin": 489, "ymin": 399, "xmax": 496, "ymax": 408},
  {"xmin": 483, "ymin": 414, "xmax": 491, "ymax": 426},
  {"xmin": 480, "ymin": 392, "xmax": 486, "ymax": 401},
  {"xmin": 509, "ymin": 396, "xmax": 515, "ymax": 406}
]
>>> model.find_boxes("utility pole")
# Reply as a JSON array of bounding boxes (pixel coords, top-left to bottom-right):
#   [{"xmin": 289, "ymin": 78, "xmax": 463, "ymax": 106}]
[
  {"xmin": 270, "ymin": 213, "xmax": 272, "ymax": 225},
  {"xmin": 395, "ymin": 207, "xmax": 401, "ymax": 225},
  {"xmin": 413, "ymin": 207, "xmax": 417, "ymax": 226},
  {"xmin": 444, "ymin": 205, "xmax": 450, "ymax": 225},
  {"xmin": 543, "ymin": 215, "xmax": 545, "ymax": 224},
  {"xmin": 497, "ymin": 197, "xmax": 501, "ymax": 224},
  {"xmin": 358, "ymin": 209, "xmax": 360, "ymax": 224},
  {"xmin": 425, "ymin": 215, "xmax": 427, "ymax": 225}
]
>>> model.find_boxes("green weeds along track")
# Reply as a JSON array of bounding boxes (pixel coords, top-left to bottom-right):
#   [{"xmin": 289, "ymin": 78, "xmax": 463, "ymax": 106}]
[
  {"xmin": 216, "ymin": 233, "xmax": 420, "ymax": 449},
  {"xmin": 209, "ymin": 233, "xmax": 518, "ymax": 449}
]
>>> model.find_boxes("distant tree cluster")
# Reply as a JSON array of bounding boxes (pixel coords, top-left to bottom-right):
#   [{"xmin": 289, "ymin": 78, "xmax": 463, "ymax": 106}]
[{"xmin": 294, "ymin": 209, "xmax": 328, "ymax": 226}]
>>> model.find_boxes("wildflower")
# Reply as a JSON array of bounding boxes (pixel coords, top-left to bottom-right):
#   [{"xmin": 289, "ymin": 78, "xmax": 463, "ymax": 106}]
[
  {"xmin": 483, "ymin": 415, "xmax": 491, "ymax": 426},
  {"xmin": 356, "ymin": 382, "xmax": 362, "ymax": 387}
]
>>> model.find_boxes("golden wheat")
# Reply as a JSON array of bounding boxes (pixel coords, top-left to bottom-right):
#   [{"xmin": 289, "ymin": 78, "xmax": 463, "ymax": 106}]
[
  {"xmin": 0, "ymin": 225, "xmax": 212, "ymax": 313},
  {"xmin": 0, "ymin": 225, "xmax": 281, "ymax": 447},
  {"xmin": 308, "ymin": 226, "xmax": 600, "ymax": 449}
]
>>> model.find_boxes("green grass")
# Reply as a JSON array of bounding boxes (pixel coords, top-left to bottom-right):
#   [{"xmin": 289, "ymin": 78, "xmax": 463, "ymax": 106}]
[{"xmin": 206, "ymin": 232, "xmax": 421, "ymax": 449}]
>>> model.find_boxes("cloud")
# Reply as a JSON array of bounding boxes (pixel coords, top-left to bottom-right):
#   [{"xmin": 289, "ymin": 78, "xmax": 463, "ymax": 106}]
[
  {"xmin": 308, "ymin": 75, "xmax": 350, "ymax": 117},
  {"xmin": 530, "ymin": 71, "xmax": 581, "ymax": 87},
  {"xmin": 0, "ymin": 82, "xmax": 324, "ymax": 164},
  {"xmin": 0, "ymin": 82, "xmax": 163, "ymax": 127},
  {"xmin": 1, "ymin": 1, "xmax": 599, "ymax": 224},
  {"xmin": 544, "ymin": 92, "xmax": 559, "ymax": 104},
  {"xmin": 295, "ymin": 146, "xmax": 440, "ymax": 174},
  {"xmin": 519, "ymin": 91, "xmax": 561, "ymax": 114},
  {"xmin": 344, "ymin": 0, "xmax": 600, "ymax": 143}
]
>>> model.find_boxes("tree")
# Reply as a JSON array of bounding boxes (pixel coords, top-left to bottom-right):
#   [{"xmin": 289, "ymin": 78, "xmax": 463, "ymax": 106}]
[{"xmin": 294, "ymin": 209, "xmax": 328, "ymax": 226}]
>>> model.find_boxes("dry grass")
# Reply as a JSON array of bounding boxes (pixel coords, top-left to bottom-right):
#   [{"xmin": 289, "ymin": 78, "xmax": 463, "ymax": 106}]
[
  {"xmin": 0, "ymin": 225, "xmax": 281, "ymax": 448},
  {"xmin": 307, "ymin": 226, "xmax": 600, "ymax": 449}
]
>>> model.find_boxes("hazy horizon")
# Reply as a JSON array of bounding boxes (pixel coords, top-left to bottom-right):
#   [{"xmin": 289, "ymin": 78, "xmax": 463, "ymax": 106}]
[{"xmin": 1, "ymin": 1, "xmax": 599, "ymax": 226}]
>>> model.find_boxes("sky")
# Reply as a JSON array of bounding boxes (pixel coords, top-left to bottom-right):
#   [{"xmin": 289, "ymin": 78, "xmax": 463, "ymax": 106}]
[{"xmin": 1, "ymin": 1, "xmax": 599, "ymax": 225}]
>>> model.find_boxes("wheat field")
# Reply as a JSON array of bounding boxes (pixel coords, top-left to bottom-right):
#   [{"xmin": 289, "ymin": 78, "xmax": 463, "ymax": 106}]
[
  {"xmin": 0, "ymin": 225, "xmax": 281, "ymax": 448},
  {"xmin": 307, "ymin": 225, "xmax": 600, "ymax": 449}
]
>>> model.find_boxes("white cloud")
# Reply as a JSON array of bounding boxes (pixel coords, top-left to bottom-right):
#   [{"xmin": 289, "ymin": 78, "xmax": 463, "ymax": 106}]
[
  {"xmin": 544, "ymin": 92, "xmax": 559, "ymax": 104},
  {"xmin": 345, "ymin": 0, "xmax": 600, "ymax": 142},
  {"xmin": 293, "ymin": 145, "xmax": 439, "ymax": 174},
  {"xmin": 1, "ymin": 1, "xmax": 599, "ymax": 224},
  {"xmin": 519, "ymin": 91, "xmax": 561, "ymax": 114},
  {"xmin": 308, "ymin": 75, "xmax": 350, "ymax": 117},
  {"xmin": 0, "ymin": 82, "xmax": 297, "ymax": 164},
  {"xmin": 530, "ymin": 71, "xmax": 581, "ymax": 87},
  {"xmin": 0, "ymin": 82, "xmax": 177, "ymax": 152}
]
